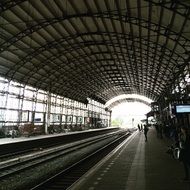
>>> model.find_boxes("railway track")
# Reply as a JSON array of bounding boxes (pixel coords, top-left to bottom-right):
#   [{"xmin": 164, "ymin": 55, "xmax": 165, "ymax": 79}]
[
  {"xmin": 0, "ymin": 128, "xmax": 119, "ymax": 157},
  {"xmin": 0, "ymin": 128, "xmax": 120, "ymax": 162},
  {"xmin": 31, "ymin": 132, "xmax": 131, "ymax": 190},
  {"xmin": 0, "ymin": 130, "xmax": 127, "ymax": 181}
]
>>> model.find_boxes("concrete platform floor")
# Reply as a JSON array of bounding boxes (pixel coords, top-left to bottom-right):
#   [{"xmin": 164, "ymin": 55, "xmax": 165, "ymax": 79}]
[{"xmin": 69, "ymin": 129, "xmax": 190, "ymax": 190}]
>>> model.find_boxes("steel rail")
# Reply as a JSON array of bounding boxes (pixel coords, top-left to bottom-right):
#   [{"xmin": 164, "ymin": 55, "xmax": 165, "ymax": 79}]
[{"xmin": 0, "ymin": 130, "xmax": 127, "ymax": 180}]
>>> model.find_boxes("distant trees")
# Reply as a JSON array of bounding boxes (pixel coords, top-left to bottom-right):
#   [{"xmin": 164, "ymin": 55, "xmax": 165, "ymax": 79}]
[{"xmin": 111, "ymin": 118, "xmax": 123, "ymax": 127}]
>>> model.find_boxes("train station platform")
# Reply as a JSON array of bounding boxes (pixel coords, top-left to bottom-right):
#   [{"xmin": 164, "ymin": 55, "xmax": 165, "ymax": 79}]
[
  {"xmin": 0, "ymin": 128, "xmax": 113, "ymax": 145},
  {"xmin": 0, "ymin": 131, "xmax": 84, "ymax": 145},
  {"xmin": 69, "ymin": 128, "xmax": 190, "ymax": 190}
]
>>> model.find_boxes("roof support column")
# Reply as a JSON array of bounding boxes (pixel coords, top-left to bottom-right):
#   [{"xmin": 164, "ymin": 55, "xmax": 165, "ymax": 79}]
[
  {"xmin": 109, "ymin": 111, "xmax": 112, "ymax": 127},
  {"xmin": 45, "ymin": 91, "xmax": 51, "ymax": 134}
]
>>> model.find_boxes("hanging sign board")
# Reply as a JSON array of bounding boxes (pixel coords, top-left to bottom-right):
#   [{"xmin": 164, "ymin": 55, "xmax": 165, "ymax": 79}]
[{"xmin": 175, "ymin": 104, "xmax": 190, "ymax": 114}]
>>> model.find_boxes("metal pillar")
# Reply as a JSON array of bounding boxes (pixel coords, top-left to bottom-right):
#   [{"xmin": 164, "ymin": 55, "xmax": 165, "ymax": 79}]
[
  {"xmin": 109, "ymin": 110, "xmax": 112, "ymax": 127},
  {"xmin": 45, "ymin": 91, "xmax": 51, "ymax": 134}
]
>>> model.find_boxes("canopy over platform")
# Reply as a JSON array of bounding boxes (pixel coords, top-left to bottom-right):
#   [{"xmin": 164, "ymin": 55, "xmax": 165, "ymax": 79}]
[{"xmin": 0, "ymin": 0, "xmax": 189, "ymax": 104}]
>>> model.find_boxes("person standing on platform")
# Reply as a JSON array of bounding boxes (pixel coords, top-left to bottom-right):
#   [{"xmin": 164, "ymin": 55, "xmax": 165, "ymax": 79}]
[
  {"xmin": 179, "ymin": 126, "xmax": 190, "ymax": 181},
  {"xmin": 141, "ymin": 124, "xmax": 143, "ymax": 132},
  {"xmin": 137, "ymin": 124, "xmax": 141, "ymax": 132},
  {"xmin": 144, "ymin": 124, "xmax": 149, "ymax": 142},
  {"xmin": 155, "ymin": 123, "xmax": 160, "ymax": 138}
]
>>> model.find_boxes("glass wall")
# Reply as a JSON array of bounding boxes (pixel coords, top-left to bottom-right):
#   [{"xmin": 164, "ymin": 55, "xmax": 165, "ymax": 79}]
[{"xmin": 0, "ymin": 77, "xmax": 110, "ymax": 137}]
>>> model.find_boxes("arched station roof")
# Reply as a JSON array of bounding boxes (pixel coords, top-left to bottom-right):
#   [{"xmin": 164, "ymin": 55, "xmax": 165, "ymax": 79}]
[
  {"xmin": 105, "ymin": 94, "xmax": 152, "ymax": 109},
  {"xmin": 0, "ymin": 0, "xmax": 189, "ymax": 104},
  {"xmin": 106, "ymin": 98, "xmax": 151, "ymax": 110}
]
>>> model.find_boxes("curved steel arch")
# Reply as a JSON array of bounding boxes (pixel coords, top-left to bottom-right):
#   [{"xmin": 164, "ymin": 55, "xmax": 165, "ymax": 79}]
[
  {"xmin": 106, "ymin": 98, "xmax": 151, "ymax": 109},
  {"xmin": 6, "ymin": 29, "xmax": 184, "ymax": 67},
  {"xmin": 29, "ymin": 56, "xmax": 144, "ymax": 100},
  {"xmin": 19, "ymin": 41, "xmax": 176, "ymax": 85},
  {"xmin": 5, "ymin": 31, "xmax": 181, "ymax": 79},
  {"xmin": 11, "ymin": 53, "xmax": 177, "ymax": 101},
  {"xmin": 21, "ymin": 51, "xmax": 125, "ymax": 84},
  {"xmin": 31, "ymin": 58, "xmax": 125, "ymax": 98},
  {"xmin": 2, "ymin": 33, "xmax": 181, "ymax": 102},
  {"xmin": 0, "ymin": 0, "xmax": 26, "ymax": 13},
  {"xmin": 0, "ymin": 12, "xmax": 188, "ymax": 54},
  {"xmin": 0, "ymin": 0, "xmax": 189, "ymax": 104},
  {"xmin": 101, "ymin": 84, "xmax": 160, "ymax": 100},
  {"xmin": 16, "ymin": 45, "xmax": 176, "ymax": 99},
  {"xmin": 147, "ymin": 0, "xmax": 190, "ymax": 18}
]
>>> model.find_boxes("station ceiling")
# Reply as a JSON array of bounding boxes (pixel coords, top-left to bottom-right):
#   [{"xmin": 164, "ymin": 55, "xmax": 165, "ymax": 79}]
[
  {"xmin": 106, "ymin": 98, "xmax": 151, "ymax": 110},
  {"xmin": 0, "ymin": 0, "xmax": 189, "ymax": 104}
]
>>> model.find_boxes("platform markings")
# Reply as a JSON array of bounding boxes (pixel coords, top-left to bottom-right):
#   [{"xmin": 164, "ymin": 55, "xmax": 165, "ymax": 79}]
[
  {"xmin": 68, "ymin": 131, "xmax": 138, "ymax": 190},
  {"xmin": 125, "ymin": 133, "xmax": 145, "ymax": 190}
]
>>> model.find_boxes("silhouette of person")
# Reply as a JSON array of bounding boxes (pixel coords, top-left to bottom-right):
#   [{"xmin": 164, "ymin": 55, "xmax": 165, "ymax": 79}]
[
  {"xmin": 179, "ymin": 126, "xmax": 190, "ymax": 181},
  {"xmin": 137, "ymin": 124, "xmax": 141, "ymax": 132},
  {"xmin": 141, "ymin": 124, "xmax": 143, "ymax": 132},
  {"xmin": 144, "ymin": 124, "xmax": 149, "ymax": 142}
]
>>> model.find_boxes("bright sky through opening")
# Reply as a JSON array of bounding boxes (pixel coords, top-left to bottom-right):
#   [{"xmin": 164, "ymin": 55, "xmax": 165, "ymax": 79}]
[
  {"xmin": 111, "ymin": 102, "xmax": 151, "ymax": 128},
  {"xmin": 107, "ymin": 95, "xmax": 152, "ymax": 128}
]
